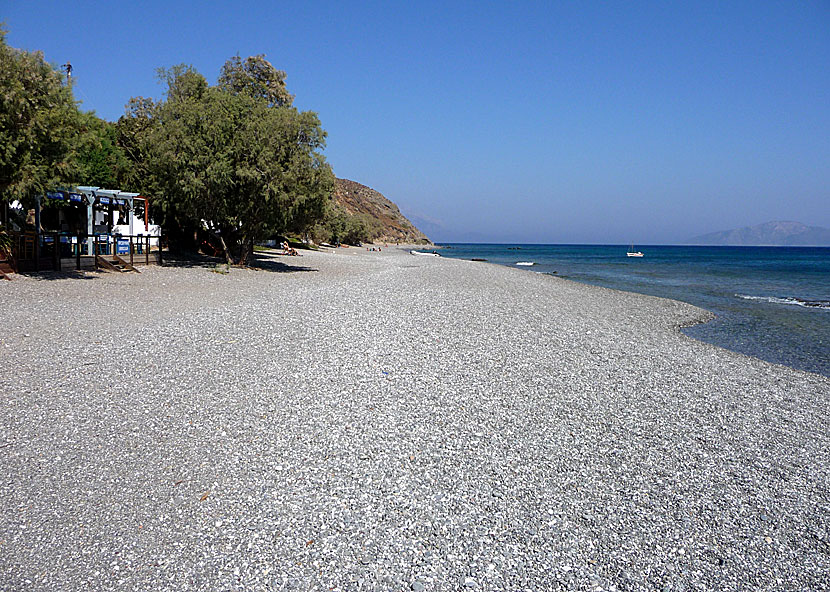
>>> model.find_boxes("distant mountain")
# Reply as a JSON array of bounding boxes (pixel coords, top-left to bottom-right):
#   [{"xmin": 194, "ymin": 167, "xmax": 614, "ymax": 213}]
[
  {"xmin": 333, "ymin": 179, "xmax": 430, "ymax": 244},
  {"xmin": 687, "ymin": 221, "xmax": 830, "ymax": 246}
]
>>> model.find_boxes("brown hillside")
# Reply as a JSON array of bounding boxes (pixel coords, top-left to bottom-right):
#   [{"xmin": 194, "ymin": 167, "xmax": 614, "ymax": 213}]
[{"xmin": 333, "ymin": 178, "xmax": 430, "ymax": 244}]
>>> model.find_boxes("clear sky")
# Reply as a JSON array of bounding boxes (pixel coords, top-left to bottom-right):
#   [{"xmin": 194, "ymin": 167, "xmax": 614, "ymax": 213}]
[{"xmin": 5, "ymin": 1, "xmax": 829, "ymax": 243}]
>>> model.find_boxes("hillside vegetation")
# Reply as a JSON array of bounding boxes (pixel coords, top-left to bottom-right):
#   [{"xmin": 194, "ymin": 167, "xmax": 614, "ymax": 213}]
[{"xmin": 318, "ymin": 178, "xmax": 430, "ymax": 245}]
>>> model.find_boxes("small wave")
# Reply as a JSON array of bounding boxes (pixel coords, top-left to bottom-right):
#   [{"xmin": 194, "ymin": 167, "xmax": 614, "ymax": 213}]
[
  {"xmin": 736, "ymin": 294, "xmax": 830, "ymax": 309},
  {"xmin": 515, "ymin": 261, "xmax": 535, "ymax": 266}
]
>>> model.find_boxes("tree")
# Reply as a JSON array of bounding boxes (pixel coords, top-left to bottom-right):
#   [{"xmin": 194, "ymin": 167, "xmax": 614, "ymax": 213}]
[
  {"xmin": 72, "ymin": 111, "xmax": 130, "ymax": 188},
  {"xmin": 157, "ymin": 64, "xmax": 208, "ymax": 103},
  {"xmin": 218, "ymin": 54, "xmax": 293, "ymax": 107},
  {"xmin": 115, "ymin": 96, "xmax": 157, "ymax": 189},
  {"xmin": 123, "ymin": 59, "xmax": 333, "ymax": 265},
  {"xmin": 0, "ymin": 26, "xmax": 79, "ymax": 205}
]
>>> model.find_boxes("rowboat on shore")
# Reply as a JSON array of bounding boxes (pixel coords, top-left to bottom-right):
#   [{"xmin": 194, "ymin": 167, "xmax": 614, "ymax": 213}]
[{"xmin": 410, "ymin": 250, "xmax": 440, "ymax": 257}]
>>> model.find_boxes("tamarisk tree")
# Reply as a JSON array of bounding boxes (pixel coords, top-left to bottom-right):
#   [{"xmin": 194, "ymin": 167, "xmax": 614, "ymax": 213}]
[
  {"xmin": 120, "ymin": 57, "xmax": 333, "ymax": 265},
  {"xmin": 0, "ymin": 27, "xmax": 78, "ymax": 204}
]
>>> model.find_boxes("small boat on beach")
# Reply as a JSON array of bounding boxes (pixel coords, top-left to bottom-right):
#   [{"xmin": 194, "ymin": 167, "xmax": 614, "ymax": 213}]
[
  {"xmin": 515, "ymin": 261, "xmax": 535, "ymax": 266},
  {"xmin": 410, "ymin": 250, "xmax": 440, "ymax": 257},
  {"xmin": 626, "ymin": 244, "xmax": 644, "ymax": 257}
]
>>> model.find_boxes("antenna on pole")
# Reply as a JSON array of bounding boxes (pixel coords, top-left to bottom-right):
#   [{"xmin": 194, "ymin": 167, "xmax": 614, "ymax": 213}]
[{"xmin": 62, "ymin": 61, "xmax": 72, "ymax": 79}]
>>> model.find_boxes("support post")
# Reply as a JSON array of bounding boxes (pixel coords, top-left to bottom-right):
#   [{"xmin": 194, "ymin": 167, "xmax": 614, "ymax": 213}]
[
  {"xmin": 129, "ymin": 235, "xmax": 134, "ymax": 266},
  {"xmin": 76, "ymin": 234, "xmax": 81, "ymax": 270},
  {"xmin": 145, "ymin": 236, "xmax": 150, "ymax": 265},
  {"xmin": 34, "ymin": 196, "xmax": 41, "ymax": 272},
  {"xmin": 86, "ymin": 199, "xmax": 94, "ymax": 256}
]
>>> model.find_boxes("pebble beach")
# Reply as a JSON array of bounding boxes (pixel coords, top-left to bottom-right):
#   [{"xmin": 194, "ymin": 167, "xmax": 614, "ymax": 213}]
[{"xmin": 1, "ymin": 247, "xmax": 828, "ymax": 591}]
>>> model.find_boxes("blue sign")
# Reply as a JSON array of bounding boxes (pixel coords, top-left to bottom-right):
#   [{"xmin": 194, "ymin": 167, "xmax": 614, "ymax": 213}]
[
  {"xmin": 116, "ymin": 238, "xmax": 130, "ymax": 255},
  {"xmin": 68, "ymin": 193, "xmax": 83, "ymax": 202},
  {"xmin": 114, "ymin": 198, "xmax": 126, "ymax": 205},
  {"xmin": 99, "ymin": 197, "xmax": 111, "ymax": 205},
  {"xmin": 46, "ymin": 191, "xmax": 64, "ymax": 200}
]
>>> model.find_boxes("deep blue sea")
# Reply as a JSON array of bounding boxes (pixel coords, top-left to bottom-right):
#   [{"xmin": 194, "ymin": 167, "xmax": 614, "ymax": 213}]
[{"xmin": 437, "ymin": 244, "xmax": 830, "ymax": 377}]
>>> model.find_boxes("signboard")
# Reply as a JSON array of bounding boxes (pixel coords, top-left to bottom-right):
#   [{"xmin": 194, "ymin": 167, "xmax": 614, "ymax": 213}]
[
  {"xmin": 116, "ymin": 238, "xmax": 130, "ymax": 255},
  {"xmin": 68, "ymin": 193, "xmax": 83, "ymax": 202},
  {"xmin": 99, "ymin": 197, "xmax": 111, "ymax": 205},
  {"xmin": 46, "ymin": 191, "xmax": 64, "ymax": 200},
  {"xmin": 114, "ymin": 198, "xmax": 126, "ymax": 206}
]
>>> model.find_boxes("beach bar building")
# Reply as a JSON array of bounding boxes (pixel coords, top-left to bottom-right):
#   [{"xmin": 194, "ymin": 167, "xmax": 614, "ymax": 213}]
[{"xmin": 1, "ymin": 186, "xmax": 165, "ymax": 275}]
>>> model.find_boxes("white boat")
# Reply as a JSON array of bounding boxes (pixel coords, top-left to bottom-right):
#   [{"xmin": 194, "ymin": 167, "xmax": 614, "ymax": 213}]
[
  {"xmin": 410, "ymin": 250, "xmax": 440, "ymax": 257},
  {"xmin": 515, "ymin": 261, "xmax": 535, "ymax": 266},
  {"xmin": 626, "ymin": 244, "xmax": 644, "ymax": 257}
]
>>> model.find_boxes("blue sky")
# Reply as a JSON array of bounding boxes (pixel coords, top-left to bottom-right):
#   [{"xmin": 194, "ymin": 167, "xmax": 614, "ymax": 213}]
[{"xmin": 5, "ymin": 1, "xmax": 829, "ymax": 243}]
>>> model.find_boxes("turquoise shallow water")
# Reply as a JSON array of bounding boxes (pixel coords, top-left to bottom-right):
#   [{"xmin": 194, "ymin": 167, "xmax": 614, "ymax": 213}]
[{"xmin": 437, "ymin": 244, "xmax": 830, "ymax": 377}]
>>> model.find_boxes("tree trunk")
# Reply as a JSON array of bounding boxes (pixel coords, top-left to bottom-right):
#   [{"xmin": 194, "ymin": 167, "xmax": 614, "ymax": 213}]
[
  {"xmin": 237, "ymin": 236, "xmax": 254, "ymax": 267},
  {"xmin": 218, "ymin": 235, "xmax": 233, "ymax": 266}
]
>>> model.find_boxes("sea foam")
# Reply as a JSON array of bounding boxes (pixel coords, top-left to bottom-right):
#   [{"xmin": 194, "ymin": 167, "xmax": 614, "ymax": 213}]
[{"xmin": 736, "ymin": 294, "xmax": 830, "ymax": 309}]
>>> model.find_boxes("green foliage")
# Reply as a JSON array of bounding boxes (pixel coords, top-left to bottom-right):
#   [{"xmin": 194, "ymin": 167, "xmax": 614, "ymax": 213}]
[
  {"xmin": 218, "ymin": 55, "xmax": 293, "ymax": 108},
  {"xmin": 0, "ymin": 26, "xmax": 79, "ymax": 204},
  {"xmin": 115, "ymin": 97, "xmax": 157, "ymax": 190},
  {"xmin": 0, "ymin": 25, "xmax": 334, "ymax": 262},
  {"xmin": 121, "ymin": 57, "xmax": 334, "ymax": 265},
  {"xmin": 157, "ymin": 64, "xmax": 208, "ymax": 103},
  {"xmin": 312, "ymin": 200, "xmax": 384, "ymax": 245},
  {"xmin": 72, "ymin": 111, "xmax": 130, "ymax": 188}
]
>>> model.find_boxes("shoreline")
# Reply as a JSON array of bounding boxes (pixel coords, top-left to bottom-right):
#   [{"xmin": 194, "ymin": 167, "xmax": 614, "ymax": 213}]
[
  {"xmin": 431, "ymin": 244, "xmax": 830, "ymax": 378},
  {"xmin": 1, "ymin": 248, "xmax": 828, "ymax": 589}
]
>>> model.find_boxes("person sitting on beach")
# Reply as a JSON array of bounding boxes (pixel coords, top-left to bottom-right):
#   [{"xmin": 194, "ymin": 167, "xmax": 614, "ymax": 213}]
[{"xmin": 281, "ymin": 240, "xmax": 300, "ymax": 256}]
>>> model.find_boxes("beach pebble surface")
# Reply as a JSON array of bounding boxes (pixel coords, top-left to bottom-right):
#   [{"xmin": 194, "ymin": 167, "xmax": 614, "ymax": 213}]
[{"xmin": 0, "ymin": 247, "xmax": 828, "ymax": 590}]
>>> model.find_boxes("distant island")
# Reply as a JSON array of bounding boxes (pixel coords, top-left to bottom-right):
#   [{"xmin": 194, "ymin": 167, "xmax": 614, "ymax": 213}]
[{"xmin": 687, "ymin": 221, "xmax": 830, "ymax": 246}]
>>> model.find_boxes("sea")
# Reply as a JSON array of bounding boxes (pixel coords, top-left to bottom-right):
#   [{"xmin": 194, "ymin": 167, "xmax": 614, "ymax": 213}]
[{"xmin": 436, "ymin": 244, "xmax": 830, "ymax": 377}]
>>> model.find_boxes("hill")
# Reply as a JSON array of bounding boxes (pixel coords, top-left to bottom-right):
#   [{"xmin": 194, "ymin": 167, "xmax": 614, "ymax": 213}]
[
  {"xmin": 333, "ymin": 178, "xmax": 430, "ymax": 244},
  {"xmin": 687, "ymin": 221, "xmax": 830, "ymax": 246}
]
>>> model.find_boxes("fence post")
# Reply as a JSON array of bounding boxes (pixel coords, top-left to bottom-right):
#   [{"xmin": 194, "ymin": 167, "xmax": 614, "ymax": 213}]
[
  {"xmin": 76, "ymin": 235, "xmax": 81, "ymax": 270},
  {"xmin": 146, "ymin": 236, "xmax": 149, "ymax": 265},
  {"xmin": 158, "ymin": 235, "xmax": 163, "ymax": 266},
  {"xmin": 53, "ymin": 232, "xmax": 59, "ymax": 271},
  {"xmin": 129, "ymin": 236, "xmax": 134, "ymax": 266}
]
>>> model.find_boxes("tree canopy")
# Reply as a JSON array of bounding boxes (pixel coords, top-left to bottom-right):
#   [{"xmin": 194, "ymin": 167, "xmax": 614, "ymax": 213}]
[
  {"xmin": 120, "ymin": 57, "xmax": 333, "ymax": 265},
  {"xmin": 0, "ymin": 27, "xmax": 78, "ymax": 204},
  {"xmin": 1, "ymin": 25, "xmax": 337, "ymax": 266},
  {"xmin": 218, "ymin": 55, "xmax": 293, "ymax": 108},
  {"xmin": 72, "ymin": 111, "xmax": 130, "ymax": 188}
]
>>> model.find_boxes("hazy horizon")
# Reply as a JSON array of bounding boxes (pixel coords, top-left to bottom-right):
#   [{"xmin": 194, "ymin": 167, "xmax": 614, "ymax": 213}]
[{"xmin": 6, "ymin": 1, "xmax": 829, "ymax": 244}]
